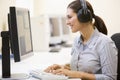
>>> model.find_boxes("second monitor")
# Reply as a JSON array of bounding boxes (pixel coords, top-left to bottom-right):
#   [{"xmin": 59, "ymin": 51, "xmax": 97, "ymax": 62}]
[{"xmin": 49, "ymin": 15, "xmax": 72, "ymax": 48}]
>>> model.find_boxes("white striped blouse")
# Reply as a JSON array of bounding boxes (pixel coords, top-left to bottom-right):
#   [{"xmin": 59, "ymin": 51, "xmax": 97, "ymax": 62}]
[{"xmin": 70, "ymin": 29, "xmax": 118, "ymax": 80}]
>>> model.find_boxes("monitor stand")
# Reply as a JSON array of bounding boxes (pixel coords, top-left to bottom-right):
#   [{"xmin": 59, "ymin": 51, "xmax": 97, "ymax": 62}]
[{"xmin": 0, "ymin": 31, "xmax": 29, "ymax": 80}]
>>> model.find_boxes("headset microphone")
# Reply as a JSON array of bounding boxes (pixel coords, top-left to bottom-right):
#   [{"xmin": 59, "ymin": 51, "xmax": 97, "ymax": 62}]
[{"xmin": 77, "ymin": 0, "xmax": 92, "ymax": 22}]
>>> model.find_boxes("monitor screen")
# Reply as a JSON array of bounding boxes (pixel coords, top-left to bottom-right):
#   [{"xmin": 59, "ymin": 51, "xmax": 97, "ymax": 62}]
[
  {"xmin": 49, "ymin": 17, "xmax": 62, "ymax": 45},
  {"xmin": 9, "ymin": 7, "xmax": 33, "ymax": 62},
  {"xmin": 61, "ymin": 17, "xmax": 71, "ymax": 42}
]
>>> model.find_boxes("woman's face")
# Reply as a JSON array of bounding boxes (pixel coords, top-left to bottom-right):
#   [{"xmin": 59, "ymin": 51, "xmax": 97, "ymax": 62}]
[{"xmin": 66, "ymin": 8, "xmax": 82, "ymax": 33}]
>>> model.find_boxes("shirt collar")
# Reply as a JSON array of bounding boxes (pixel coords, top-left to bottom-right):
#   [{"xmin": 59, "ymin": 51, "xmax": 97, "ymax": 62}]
[{"xmin": 78, "ymin": 28, "xmax": 100, "ymax": 48}]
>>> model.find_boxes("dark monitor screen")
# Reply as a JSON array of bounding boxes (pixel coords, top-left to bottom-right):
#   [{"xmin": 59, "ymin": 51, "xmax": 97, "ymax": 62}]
[{"xmin": 9, "ymin": 7, "xmax": 33, "ymax": 62}]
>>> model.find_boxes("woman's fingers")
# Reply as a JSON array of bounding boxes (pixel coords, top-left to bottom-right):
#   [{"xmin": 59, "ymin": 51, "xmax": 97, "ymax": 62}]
[{"xmin": 44, "ymin": 64, "xmax": 61, "ymax": 73}]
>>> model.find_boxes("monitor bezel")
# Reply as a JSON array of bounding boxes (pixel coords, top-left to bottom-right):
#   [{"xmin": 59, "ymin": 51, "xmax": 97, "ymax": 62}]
[{"xmin": 9, "ymin": 7, "xmax": 33, "ymax": 62}]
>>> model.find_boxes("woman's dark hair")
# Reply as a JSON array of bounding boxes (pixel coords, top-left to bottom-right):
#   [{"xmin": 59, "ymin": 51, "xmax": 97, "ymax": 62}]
[{"xmin": 67, "ymin": 0, "xmax": 108, "ymax": 35}]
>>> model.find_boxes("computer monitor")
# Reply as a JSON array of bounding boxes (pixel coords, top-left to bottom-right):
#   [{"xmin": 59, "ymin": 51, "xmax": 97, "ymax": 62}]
[
  {"xmin": 9, "ymin": 7, "xmax": 33, "ymax": 62},
  {"xmin": 0, "ymin": 6, "xmax": 33, "ymax": 79},
  {"xmin": 60, "ymin": 16, "xmax": 72, "ymax": 47},
  {"xmin": 61, "ymin": 16, "xmax": 71, "ymax": 42},
  {"xmin": 49, "ymin": 17, "xmax": 62, "ymax": 46}
]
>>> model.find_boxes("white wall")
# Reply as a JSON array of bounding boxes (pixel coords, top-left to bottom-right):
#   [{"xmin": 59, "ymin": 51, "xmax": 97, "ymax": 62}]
[
  {"xmin": 0, "ymin": 0, "xmax": 15, "ymax": 52},
  {"xmin": 31, "ymin": 15, "xmax": 50, "ymax": 51},
  {"xmin": 43, "ymin": 0, "xmax": 73, "ymax": 15},
  {"xmin": 33, "ymin": 0, "xmax": 45, "ymax": 16},
  {"xmin": 24, "ymin": 0, "xmax": 73, "ymax": 16},
  {"xmin": 0, "ymin": 0, "xmax": 15, "ymax": 30},
  {"xmin": 16, "ymin": 0, "xmax": 34, "ymax": 17},
  {"xmin": 88, "ymin": 0, "xmax": 120, "ymax": 36}
]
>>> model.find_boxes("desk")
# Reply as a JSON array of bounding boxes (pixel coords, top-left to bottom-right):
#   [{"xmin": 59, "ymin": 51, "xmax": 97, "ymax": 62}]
[{"xmin": 0, "ymin": 48, "xmax": 81, "ymax": 80}]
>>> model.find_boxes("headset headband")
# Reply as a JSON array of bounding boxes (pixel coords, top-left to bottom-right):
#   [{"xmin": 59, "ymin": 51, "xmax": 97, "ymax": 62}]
[
  {"xmin": 77, "ymin": 0, "xmax": 92, "ymax": 22},
  {"xmin": 80, "ymin": 0, "xmax": 87, "ymax": 14}
]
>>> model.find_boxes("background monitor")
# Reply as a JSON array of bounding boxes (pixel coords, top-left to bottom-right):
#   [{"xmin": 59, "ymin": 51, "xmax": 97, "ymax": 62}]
[
  {"xmin": 61, "ymin": 16, "xmax": 71, "ymax": 42},
  {"xmin": 49, "ymin": 17, "xmax": 62, "ymax": 46},
  {"xmin": 9, "ymin": 7, "xmax": 33, "ymax": 62}
]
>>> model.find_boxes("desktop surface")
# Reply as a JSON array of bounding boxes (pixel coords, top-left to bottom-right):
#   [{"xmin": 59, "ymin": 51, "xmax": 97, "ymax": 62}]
[{"xmin": 0, "ymin": 48, "xmax": 81, "ymax": 80}]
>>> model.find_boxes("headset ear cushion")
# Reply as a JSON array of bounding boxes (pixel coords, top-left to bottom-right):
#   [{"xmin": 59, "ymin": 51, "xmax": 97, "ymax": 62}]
[{"xmin": 77, "ymin": 9, "xmax": 92, "ymax": 23}]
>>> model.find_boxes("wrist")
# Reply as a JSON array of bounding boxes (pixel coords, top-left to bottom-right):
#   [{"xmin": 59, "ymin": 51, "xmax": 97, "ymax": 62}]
[
  {"xmin": 74, "ymin": 71, "xmax": 83, "ymax": 78},
  {"xmin": 78, "ymin": 72, "xmax": 95, "ymax": 80},
  {"xmin": 78, "ymin": 72, "xmax": 84, "ymax": 79}
]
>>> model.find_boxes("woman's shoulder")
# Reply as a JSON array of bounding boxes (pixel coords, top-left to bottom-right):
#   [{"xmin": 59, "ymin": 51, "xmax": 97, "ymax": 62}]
[
  {"xmin": 97, "ymin": 33, "xmax": 115, "ymax": 48},
  {"xmin": 99, "ymin": 33, "xmax": 113, "ymax": 43}
]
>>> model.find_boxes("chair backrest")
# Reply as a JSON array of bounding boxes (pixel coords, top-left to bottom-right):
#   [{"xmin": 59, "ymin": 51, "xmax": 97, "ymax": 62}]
[{"xmin": 111, "ymin": 33, "xmax": 120, "ymax": 80}]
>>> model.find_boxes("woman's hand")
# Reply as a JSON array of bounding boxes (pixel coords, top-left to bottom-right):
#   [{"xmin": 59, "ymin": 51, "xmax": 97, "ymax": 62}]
[
  {"xmin": 44, "ymin": 63, "xmax": 70, "ymax": 73},
  {"xmin": 52, "ymin": 68, "xmax": 83, "ymax": 78},
  {"xmin": 44, "ymin": 64, "xmax": 62, "ymax": 73},
  {"xmin": 63, "ymin": 64, "xmax": 71, "ymax": 70}
]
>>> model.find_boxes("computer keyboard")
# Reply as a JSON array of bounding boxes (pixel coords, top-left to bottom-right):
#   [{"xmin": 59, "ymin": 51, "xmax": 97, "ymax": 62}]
[{"xmin": 29, "ymin": 69, "xmax": 68, "ymax": 80}]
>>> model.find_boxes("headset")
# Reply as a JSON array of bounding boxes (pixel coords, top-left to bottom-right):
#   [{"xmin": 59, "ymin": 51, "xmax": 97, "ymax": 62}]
[{"xmin": 77, "ymin": 0, "xmax": 92, "ymax": 23}]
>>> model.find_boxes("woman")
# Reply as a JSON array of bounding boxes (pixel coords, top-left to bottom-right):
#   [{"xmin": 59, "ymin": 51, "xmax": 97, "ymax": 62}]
[{"xmin": 45, "ymin": 0, "xmax": 118, "ymax": 80}]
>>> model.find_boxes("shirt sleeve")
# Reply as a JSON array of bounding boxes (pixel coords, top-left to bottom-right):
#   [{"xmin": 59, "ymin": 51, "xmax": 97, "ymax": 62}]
[{"xmin": 95, "ymin": 41, "xmax": 118, "ymax": 80}]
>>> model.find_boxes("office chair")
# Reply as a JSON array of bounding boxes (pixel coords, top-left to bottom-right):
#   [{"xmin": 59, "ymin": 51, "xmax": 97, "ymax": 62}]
[{"xmin": 111, "ymin": 33, "xmax": 120, "ymax": 80}]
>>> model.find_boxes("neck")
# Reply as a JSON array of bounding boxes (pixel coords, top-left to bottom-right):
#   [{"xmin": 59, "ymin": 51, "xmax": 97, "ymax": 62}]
[{"xmin": 80, "ymin": 24, "xmax": 94, "ymax": 43}]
